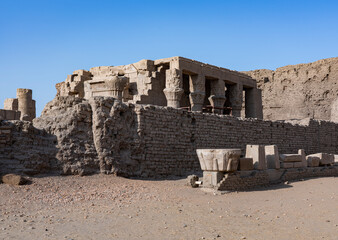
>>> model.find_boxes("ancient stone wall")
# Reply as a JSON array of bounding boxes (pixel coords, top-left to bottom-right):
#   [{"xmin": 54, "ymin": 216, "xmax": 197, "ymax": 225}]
[
  {"xmin": 137, "ymin": 106, "xmax": 338, "ymax": 177},
  {"xmin": 1, "ymin": 97, "xmax": 338, "ymax": 178},
  {"xmin": 243, "ymin": 57, "xmax": 338, "ymax": 121},
  {"xmin": 0, "ymin": 120, "xmax": 56, "ymax": 175}
]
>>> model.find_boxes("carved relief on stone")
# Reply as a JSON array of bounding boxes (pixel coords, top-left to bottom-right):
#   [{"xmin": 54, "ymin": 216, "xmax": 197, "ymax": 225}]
[{"xmin": 165, "ymin": 68, "xmax": 183, "ymax": 89}]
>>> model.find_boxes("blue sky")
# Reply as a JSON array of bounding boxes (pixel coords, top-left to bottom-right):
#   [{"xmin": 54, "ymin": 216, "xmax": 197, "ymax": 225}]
[{"xmin": 1, "ymin": 0, "xmax": 338, "ymax": 115}]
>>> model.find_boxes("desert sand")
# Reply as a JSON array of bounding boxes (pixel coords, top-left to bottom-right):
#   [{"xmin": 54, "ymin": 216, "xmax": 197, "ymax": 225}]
[{"xmin": 0, "ymin": 175, "xmax": 337, "ymax": 240}]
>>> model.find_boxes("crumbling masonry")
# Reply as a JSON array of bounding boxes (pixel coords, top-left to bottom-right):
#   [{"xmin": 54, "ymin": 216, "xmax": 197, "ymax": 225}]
[{"xmin": 0, "ymin": 57, "xmax": 337, "ymax": 190}]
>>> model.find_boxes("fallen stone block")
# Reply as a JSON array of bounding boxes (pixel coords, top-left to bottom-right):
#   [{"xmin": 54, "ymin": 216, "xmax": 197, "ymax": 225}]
[
  {"xmin": 298, "ymin": 149, "xmax": 307, "ymax": 168},
  {"xmin": 280, "ymin": 154, "xmax": 302, "ymax": 162},
  {"xmin": 265, "ymin": 145, "xmax": 280, "ymax": 169},
  {"xmin": 245, "ymin": 145, "xmax": 266, "ymax": 170},
  {"xmin": 293, "ymin": 162, "xmax": 304, "ymax": 168},
  {"xmin": 1, "ymin": 174, "xmax": 26, "ymax": 185},
  {"xmin": 307, "ymin": 153, "xmax": 334, "ymax": 165},
  {"xmin": 203, "ymin": 171, "xmax": 224, "ymax": 188},
  {"xmin": 239, "ymin": 158, "xmax": 254, "ymax": 171},
  {"xmin": 280, "ymin": 162, "xmax": 293, "ymax": 169},
  {"xmin": 307, "ymin": 156, "xmax": 320, "ymax": 167}
]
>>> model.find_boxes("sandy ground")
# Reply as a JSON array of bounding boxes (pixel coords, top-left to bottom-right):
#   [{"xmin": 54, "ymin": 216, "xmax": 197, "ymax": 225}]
[{"xmin": 0, "ymin": 175, "xmax": 337, "ymax": 240}]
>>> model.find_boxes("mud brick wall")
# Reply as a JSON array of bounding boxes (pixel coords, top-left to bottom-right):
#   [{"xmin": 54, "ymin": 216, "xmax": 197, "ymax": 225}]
[
  {"xmin": 0, "ymin": 120, "xmax": 57, "ymax": 175},
  {"xmin": 137, "ymin": 106, "xmax": 338, "ymax": 176}
]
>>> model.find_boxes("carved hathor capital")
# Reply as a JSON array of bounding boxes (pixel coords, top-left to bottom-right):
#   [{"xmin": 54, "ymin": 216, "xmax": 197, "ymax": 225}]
[
  {"xmin": 208, "ymin": 95, "xmax": 226, "ymax": 114},
  {"xmin": 189, "ymin": 91, "xmax": 205, "ymax": 112},
  {"xmin": 163, "ymin": 87, "xmax": 184, "ymax": 108},
  {"xmin": 105, "ymin": 76, "xmax": 129, "ymax": 100}
]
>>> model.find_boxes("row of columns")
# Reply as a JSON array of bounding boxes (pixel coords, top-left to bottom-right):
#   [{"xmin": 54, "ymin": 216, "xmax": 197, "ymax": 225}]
[{"xmin": 162, "ymin": 68, "xmax": 244, "ymax": 116}]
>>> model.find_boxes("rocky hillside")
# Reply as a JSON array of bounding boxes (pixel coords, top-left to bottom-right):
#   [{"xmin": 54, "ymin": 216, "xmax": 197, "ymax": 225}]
[{"xmin": 243, "ymin": 57, "xmax": 338, "ymax": 121}]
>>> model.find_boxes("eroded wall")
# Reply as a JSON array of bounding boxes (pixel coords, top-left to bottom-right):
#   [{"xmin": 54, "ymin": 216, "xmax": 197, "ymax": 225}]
[{"xmin": 1, "ymin": 97, "xmax": 337, "ymax": 177}]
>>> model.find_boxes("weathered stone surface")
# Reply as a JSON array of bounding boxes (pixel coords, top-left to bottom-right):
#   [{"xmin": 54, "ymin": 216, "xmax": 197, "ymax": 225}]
[
  {"xmin": 280, "ymin": 162, "xmax": 294, "ymax": 169},
  {"xmin": 245, "ymin": 145, "xmax": 266, "ymax": 170},
  {"xmin": 307, "ymin": 153, "xmax": 334, "ymax": 165},
  {"xmin": 1, "ymin": 174, "xmax": 26, "ymax": 185},
  {"xmin": 280, "ymin": 154, "xmax": 303, "ymax": 162},
  {"xmin": 187, "ymin": 175, "xmax": 199, "ymax": 188},
  {"xmin": 265, "ymin": 145, "xmax": 280, "ymax": 169},
  {"xmin": 203, "ymin": 171, "xmax": 224, "ymax": 188},
  {"xmin": 243, "ymin": 57, "xmax": 338, "ymax": 121},
  {"xmin": 307, "ymin": 156, "xmax": 320, "ymax": 167},
  {"xmin": 197, "ymin": 149, "xmax": 241, "ymax": 172},
  {"xmin": 239, "ymin": 158, "xmax": 254, "ymax": 171}
]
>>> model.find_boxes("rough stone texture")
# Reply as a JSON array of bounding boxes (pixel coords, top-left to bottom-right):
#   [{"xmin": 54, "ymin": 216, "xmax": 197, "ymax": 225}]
[
  {"xmin": 1, "ymin": 174, "xmax": 26, "ymax": 185},
  {"xmin": 239, "ymin": 158, "xmax": 254, "ymax": 171},
  {"xmin": 306, "ymin": 156, "xmax": 320, "ymax": 167},
  {"xmin": 217, "ymin": 166, "xmax": 338, "ymax": 191},
  {"xmin": 306, "ymin": 153, "xmax": 334, "ymax": 165},
  {"xmin": 243, "ymin": 57, "xmax": 338, "ymax": 121},
  {"xmin": 187, "ymin": 174, "xmax": 199, "ymax": 188},
  {"xmin": 0, "ymin": 120, "xmax": 56, "ymax": 175},
  {"xmin": 2, "ymin": 97, "xmax": 338, "ymax": 178},
  {"xmin": 280, "ymin": 154, "xmax": 303, "ymax": 162},
  {"xmin": 33, "ymin": 96, "xmax": 99, "ymax": 175}
]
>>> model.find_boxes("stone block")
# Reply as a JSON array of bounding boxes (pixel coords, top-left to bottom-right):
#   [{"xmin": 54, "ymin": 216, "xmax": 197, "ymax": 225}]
[
  {"xmin": 293, "ymin": 162, "xmax": 304, "ymax": 168},
  {"xmin": 203, "ymin": 171, "xmax": 224, "ymax": 188},
  {"xmin": 307, "ymin": 156, "xmax": 320, "ymax": 167},
  {"xmin": 307, "ymin": 153, "xmax": 334, "ymax": 165},
  {"xmin": 279, "ymin": 154, "xmax": 302, "ymax": 162},
  {"xmin": 245, "ymin": 145, "xmax": 266, "ymax": 170},
  {"xmin": 265, "ymin": 145, "xmax": 280, "ymax": 169},
  {"xmin": 239, "ymin": 158, "xmax": 254, "ymax": 171},
  {"xmin": 281, "ymin": 162, "xmax": 293, "ymax": 169}
]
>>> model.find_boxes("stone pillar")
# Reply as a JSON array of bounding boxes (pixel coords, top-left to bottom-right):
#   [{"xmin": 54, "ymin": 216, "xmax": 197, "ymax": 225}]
[
  {"xmin": 163, "ymin": 68, "xmax": 184, "ymax": 108},
  {"xmin": 245, "ymin": 88, "xmax": 263, "ymax": 119},
  {"xmin": 105, "ymin": 76, "xmax": 129, "ymax": 101},
  {"xmin": 17, "ymin": 88, "xmax": 34, "ymax": 121},
  {"xmin": 208, "ymin": 79, "xmax": 226, "ymax": 114},
  {"xmin": 228, "ymin": 83, "xmax": 243, "ymax": 117},
  {"xmin": 189, "ymin": 74, "xmax": 205, "ymax": 111}
]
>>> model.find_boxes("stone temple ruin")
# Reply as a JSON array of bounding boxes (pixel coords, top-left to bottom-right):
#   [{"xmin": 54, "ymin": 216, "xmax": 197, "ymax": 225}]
[
  {"xmin": 0, "ymin": 88, "xmax": 36, "ymax": 121},
  {"xmin": 56, "ymin": 57, "xmax": 263, "ymax": 118},
  {"xmin": 0, "ymin": 57, "xmax": 337, "ymax": 190}
]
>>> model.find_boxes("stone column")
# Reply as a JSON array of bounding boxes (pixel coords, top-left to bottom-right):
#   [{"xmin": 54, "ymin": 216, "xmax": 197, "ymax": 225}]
[
  {"xmin": 163, "ymin": 68, "xmax": 184, "ymax": 108},
  {"xmin": 245, "ymin": 88, "xmax": 263, "ymax": 119},
  {"xmin": 208, "ymin": 79, "xmax": 226, "ymax": 114},
  {"xmin": 189, "ymin": 74, "xmax": 205, "ymax": 112},
  {"xmin": 228, "ymin": 83, "xmax": 243, "ymax": 117},
  {"xmin": 17, "ymin": 88, "xmax": 34, "ymax": 121},
  {"xmin": 105, "ymin": 76, "xmax": 129, "ymax": 101}
]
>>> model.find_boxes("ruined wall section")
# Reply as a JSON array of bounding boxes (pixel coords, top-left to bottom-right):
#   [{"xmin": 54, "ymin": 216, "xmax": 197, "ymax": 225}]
[
  {"xmin": 89, "ymin": 97, "xmax": 143, "ymax": 176},
  {"xmin": 34, "ymin": 97, "xmax": 99, "ymax": 175},
  {"xmin": 136, "ymin": 106, "xmax": 338, "ymax": 176},
  {"xmin": 243, "ymin": 57, "xmax": 338, "ymax": 121},
  {"xmin": 0, "ymin": 120, "xmax": 56, "ymax": 175}
]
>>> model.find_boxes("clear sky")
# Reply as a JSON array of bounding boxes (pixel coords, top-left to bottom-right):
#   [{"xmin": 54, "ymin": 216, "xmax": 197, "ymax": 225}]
[{"xmin": 1, "ymin": 0, "xmax": 338, "ymax": 115}]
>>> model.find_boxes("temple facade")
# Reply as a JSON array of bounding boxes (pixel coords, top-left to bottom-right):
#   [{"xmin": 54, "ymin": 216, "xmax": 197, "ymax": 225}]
[{"xmin": 56, "ymin": 57, "xmax": 263, "ymax": 118}]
